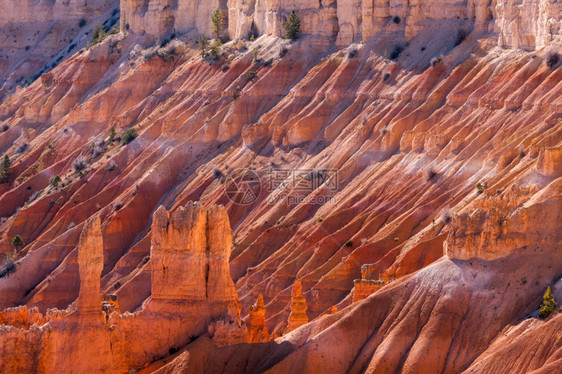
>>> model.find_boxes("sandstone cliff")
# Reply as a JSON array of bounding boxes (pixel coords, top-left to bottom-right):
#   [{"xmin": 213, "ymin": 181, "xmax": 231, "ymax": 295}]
[
  {"xmin": 121, "ymin": 0, "xmax": 561, "ymax": 51},
  {"xmin": 0, "ymin": 205, "xmax": 245, "ymax": 373}
]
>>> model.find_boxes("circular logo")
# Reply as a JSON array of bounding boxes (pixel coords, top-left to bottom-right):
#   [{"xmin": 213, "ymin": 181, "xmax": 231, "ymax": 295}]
[{"xmin": 224, "ymin": 169, "xmax": 262, "ymax": 206}]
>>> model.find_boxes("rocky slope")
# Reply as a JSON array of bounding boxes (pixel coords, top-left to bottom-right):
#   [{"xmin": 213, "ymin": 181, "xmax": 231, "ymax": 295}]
[
  {"xmin": 0, "ymin": 0, "xmax": 560, "ymax": 372},
  {"xmin": 0, "ymin": 0, "xmax": 120, "ymax": 101}
]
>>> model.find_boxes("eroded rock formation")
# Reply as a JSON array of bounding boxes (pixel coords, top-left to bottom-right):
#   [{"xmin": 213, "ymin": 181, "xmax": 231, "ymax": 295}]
[
  {"xmin": 0, "ymin": 0, "xmax": 560, "ymax": 372},
  {"xmin": 77, "ymin": 217, "xmax": 104, "ymax": 314},
  {"xmin": 285, "ymin": 280, "xmax": 309, "ymax": 333},
  {"xmin": 0, "ymin": 204, "xmax": 245, "ymax": 372},
  {"xmin": 120, "ymin": 0, "xmax": 561, "ymax": 51},
  {"xmin": 247, "ymin": 294, "xmax": 271, "ymax": 343},
  {"xmin": 446, "ymin": 184, "xmax": 561, "ymax": 260}
]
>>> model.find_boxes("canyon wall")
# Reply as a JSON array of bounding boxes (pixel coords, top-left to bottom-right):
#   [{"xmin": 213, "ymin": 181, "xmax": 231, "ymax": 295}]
[
  {"xmin": 120, "ymin": 0, "xmax": 561, "ymax": 50},
  {"xmin": 0, "ymin": 0, "xmax": 114, "ymax": 23},
  {"xmin": 0, "ymin": 0, "xmax": 560, "ymax": 371}
]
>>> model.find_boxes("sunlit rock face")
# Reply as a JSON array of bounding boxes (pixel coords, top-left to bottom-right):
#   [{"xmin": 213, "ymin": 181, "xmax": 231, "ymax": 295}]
[
  {"xmin": 285, "ymin": 280, "xmax": 309, "ymax": 333},
  {"xmin": 0, "ymin": 206, "xmax": 244, "ymax": 372},
  {"xmin": 247, "ymin": 294, "xmax": 271, "ymax": 343},
  {"xmin": 121, "ymin": 0, "xmax": 561, "ymax": 51},
  {"xmin": 0, "ymin": 0, "xmax": 560, "ymax": 372}
]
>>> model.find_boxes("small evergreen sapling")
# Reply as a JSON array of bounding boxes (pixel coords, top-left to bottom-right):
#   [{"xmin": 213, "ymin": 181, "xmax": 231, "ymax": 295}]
[{"xmin": 539, "ymin": 286, "xmax": 558, "ymax": 319}]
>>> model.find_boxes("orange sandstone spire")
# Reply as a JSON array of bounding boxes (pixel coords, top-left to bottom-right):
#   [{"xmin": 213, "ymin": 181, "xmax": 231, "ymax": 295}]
[
  {"xmin": 77, "ymin": 217, "xmax": 104, "ymax": 315},
  {"xmin": 285, "ymin": 280, "xmax": 309, "ymax": 333},
  {"xmin": 248, "ymin": 294, "xmax": 271, "ymax": 343}
]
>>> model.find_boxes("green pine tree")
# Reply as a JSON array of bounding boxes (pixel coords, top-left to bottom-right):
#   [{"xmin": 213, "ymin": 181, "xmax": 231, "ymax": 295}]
[
  {"xmin": 2, "ymin": 154, "xmax": 10, "ymax": 173},
  {"xmin": 539, "ymin": 286, "xmax": 558, "ymax": 319},
  {"xmin": 0, "ymin": 154, "xmax": 10, "ymax": 183},
  {"xmin": 284, "ymin": 10, "xmax": 301, "ymax": 41},
  {"xmin": 211, "ymin": 9, "xmax": 224, "ymax": 40},
  {"xmin": 210, "ymin": 38, "xmax": 222, "ymax": 58},
  {"xmin": 198, "ymin": 34, "xmax": 210, "ymax": 58},
  {"xmin": 109, "ymin": 126, "xmax": 116, "ymax": 143},
  {"xmin": 11, "ymin": 235, "xmax": 24, "ymax": 251}
]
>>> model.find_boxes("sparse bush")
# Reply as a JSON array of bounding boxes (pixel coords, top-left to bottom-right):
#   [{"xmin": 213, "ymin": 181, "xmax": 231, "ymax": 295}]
[
  {"xmin": 476, "ymin": 182, "xmax": 485, "ymax": 194},
  {"xmin": 109, "ymin": 25, "xmax": 120, "ymax": 35},
  {"xmin": 109, "ymin": 126, "xmax": 116, "ymax": 143},
  {"xmin": 91, "ymin": 24, "xmax": 106, "ymax": 46},
  {"xmin": 316, "ymin": 216, "xmax": 324, "ymax": 223},
  {"xmin": 143, "ymin": 48, "xmax": 158, "ymax": 61},
  {"xmin": 50, "ymin": 175, "xmax": 61, "ymax": 188},
  {"xmin": 156, "ymin": 48, "xmax": 175, "ymax": 62},
  {"xmin": 232, "ymin": 91, "xmax": 240, "ymax": 100},
  {"xmin": 546, "ymin": 51, "xmax": 560, "ymax": 70},
  {"xmin": 121, "ymin": 128, "xmax": 138, "ymax": 145},
  {"xmin": 11, "ymin": 235, "xmax": 24, "ymax": 251},
  {"xmin": 284, "ymin": 10, "xmax": 301, "ymax": 41},
  {"xmin": 0, "ymin": 255, "xmax": 16, "ymax": 279},
  {"xmin": 392, "ymin": 16, "xmax": 401, "ymax": 24},
  {"xmin": 210, "ymin": 38, "xmax": 222, "ymax": 59},
  {"xmin": 539, "ymin": 286, "xmax": 558, "ymax": 319},
  {"xmin": 253, "ymin": 48, "xmax": 259, "ymax": 63},
  {"xmin": 246, "ymin": 70, "xmax": 257, "ymax": 81},
  {"xmin": 72, "ymin": 157, "xmax": 86, "ymax": 172},
  {"xmin": 92, "ymin": 143, "xmax": 105, "ymax": 158}
]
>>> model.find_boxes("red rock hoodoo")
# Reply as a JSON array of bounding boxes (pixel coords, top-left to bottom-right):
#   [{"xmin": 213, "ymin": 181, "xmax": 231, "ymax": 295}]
[
  {"xmin": 247, "ymin": 294, "xmax": 271, "ymax": 343},
  {"xmin": 285, "ymin": 280, "xmax": 310, "ymax": 334},
  {"xmin": 0, "ymin": 204, "xmax": 245, "ymax": 372}
]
